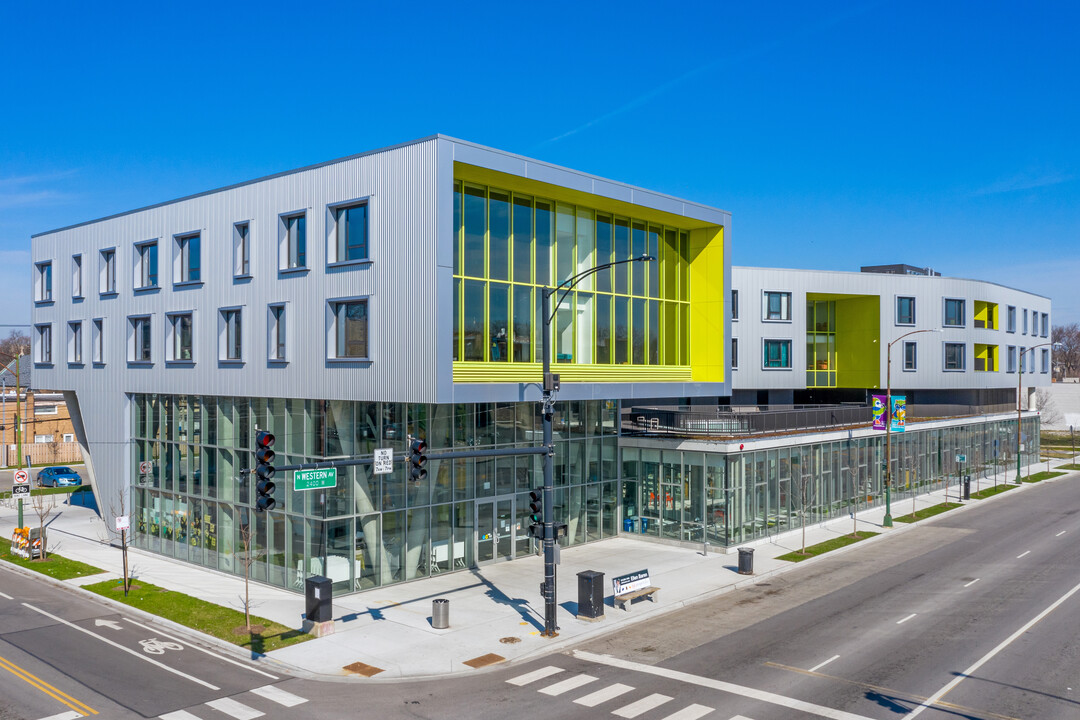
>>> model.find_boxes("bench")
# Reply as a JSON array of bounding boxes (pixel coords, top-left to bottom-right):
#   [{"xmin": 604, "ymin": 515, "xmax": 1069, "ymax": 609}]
[{"xmin": 613, "ymin": 569, "xmax": 660, "ymax": 611}]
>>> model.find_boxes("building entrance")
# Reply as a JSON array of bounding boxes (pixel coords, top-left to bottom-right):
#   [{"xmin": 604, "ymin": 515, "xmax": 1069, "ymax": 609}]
[{"xmin": 477, "ymin": 496, "xmax": 517, "ymax": 563}]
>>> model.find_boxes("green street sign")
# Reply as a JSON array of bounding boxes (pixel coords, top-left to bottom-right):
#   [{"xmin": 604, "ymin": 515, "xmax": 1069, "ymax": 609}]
[{"xmin": 294, "ymin": 467, "xmax": 338, "ymax": 491}]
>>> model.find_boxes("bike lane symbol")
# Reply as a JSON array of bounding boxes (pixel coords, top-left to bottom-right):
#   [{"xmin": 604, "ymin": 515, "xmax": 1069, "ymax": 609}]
[{"xmin": 140, "ymin": 638, "xmax": 184, "ymax": 655}]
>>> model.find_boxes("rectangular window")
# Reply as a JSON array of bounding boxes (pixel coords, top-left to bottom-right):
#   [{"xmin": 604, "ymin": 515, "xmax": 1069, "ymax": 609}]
[
  {"xmin": 35, "ymin": 324, "xmax": 52, "ymax": 364},
  {"xmin": 896, "ymin": 296, "xmax": 915, "ymax": 325},
  {"xmin": 763, "ymin": 291, "xmax": 792, "ymax": 321},
  {"xmin": 130, "ymin": 316, "xmax": 152, "ymax": 362},
  {"xmin": 284, "ymin": 213, "xmax": 307, "ymax": 269},
  {"xmin": 334, "ymin": 203, "xmax": 369, "ymax": 263},
  {"xmin": 903, "ymin": 341, "xmax": 917, "ymax": 370},
  {"xmin": 944, "ymin": 298, "xmax": 965, "ymax": 327},
  {"xmin": 35, "ymin": 261, "xmax": 52, "ymax": 302},
  {"xmin": 1041, "ymin": 313, "xmax": 1049, "ymax": 337},
  {"xmin": 944, "ymin": 342, "xmax": 965, "ymax": 371},
  {"xmin": 177, "ymin": 233, "xmax": 201, "ymax": 283},
  {"xmin": 731, "ymin": 290, "xmax": 739, "ymax": 320},
  {"xmin": 763, "ymin": 339, "xmax": 792, "ymax": 369},
  {"xmin": 71, "ymin": 255, "xmax": 83, "ymax": 298},
  {"xmin": 1042, "ymin": 348, "xmax": 1049, "ymax": 373},
  {"xmin": 221, "ymin": 309, "xmax": 242, "ymax": 361},
  {"xmin": 1006, "ymin": 306, "xmax": 1016, "ymax": 333},
  {"xmin": 63, "ymin": 434, "xmax": 74, "ymax": 443},
  {"xmin": 1022, "ymin": 309, "xmax": 1028, "ymax": 334},
  {"xmin": 169, "ymin": 313, "xmax": 193, "ymax": 361},
  {"xmin": 1020, "ymin": 346, "xmax": 1026, "ymax": 373},
  {"xmin": 269, "ymin": 304, "xmax": 286, "ymax": 361},
  {"xmin": 68, "ymin": 321, "xmax": 82, "ymax": 364},
  {"xmin": 92, "ymin": 319, "xmax": 104, "ymax": 364},
  {"xmin": 1007, "ymin": 345, "xmax": 1017, "ymax": 373},
  {"xmin": 333, "ymin": 300, "xmax": 368, "ymax": 359},
  {"xmin": 731, "ymin": 337, "xmax": 739, "ymax": 369},
  {"xmin": 100, "ymin": 248, "xmax": 117, "ymax": 294},
  {"xmin": 234, "ymin": 222, "xmax": 251, "ymax": 277},
  {"xmin": 136, "ymin": 241, "xmax": 159, "ymax": 289}
]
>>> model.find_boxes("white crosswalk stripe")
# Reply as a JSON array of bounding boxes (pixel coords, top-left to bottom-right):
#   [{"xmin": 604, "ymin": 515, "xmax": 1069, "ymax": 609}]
[
  {"xmin": 659, "ymin": 704, "xmax": 714, "ymax": 720},
  {"xmin": 574, "ymin": 683, "xmax": 635, "ymax": 707},
  {"xmin": 507, "ymin": 666, "xmax": 564, "ymax": 686},
  {"xmin": 160, "ymin": 712, "xmax": 202, "ymax": 720},
  {"xmin": 249, "ymin": 685, "xmax": 308, "ymax": 707},
  {"xmin": 36, "ymin": 713, "xmax": 83, "ymax": 720},
  {"xmin": 613, "ymin": 693, "xmax": 673, "ymax": 718},
  {"xmin": 205, "ymin": 698, "xmax": 264, "ymax": 720},
  {"xmin": 539, "ymin": 674, "xmax": 597, "ymax": 696},
  {"xmin": 728, "ymin": 716, "xmax": 755, "ymax": 720}
]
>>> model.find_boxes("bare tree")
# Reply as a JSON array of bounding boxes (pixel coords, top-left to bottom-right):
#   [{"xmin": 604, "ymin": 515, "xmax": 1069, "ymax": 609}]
[
  {"xmin": 29, "ymin": 492, "xmax": 57, "ymax": 561},
  {"xmin": 96, "ymin": 488, "xmax": 133, "ymax": 595},
  {"xmin": 1053, "ymin": 323, "xmax": 1080, "ymax": 379},
  {"xmin": 791, "ymin": 456, "xmax": 817, "ymax": 554},
  {"xmin": 237, "ymin": 509, "xmax": 262, "ymax": 632},
  {"xmin": 0, "ymin": 330, "xmax": 31, "ymax": 361},
  {"xmin": 1035, "ymin": 388, "xmax": 1064, "ymax": 426}
]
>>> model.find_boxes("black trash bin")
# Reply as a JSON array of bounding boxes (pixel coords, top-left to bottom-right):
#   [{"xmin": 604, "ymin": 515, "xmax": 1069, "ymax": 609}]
[
  {"xmin": 738, "ymin": 547, "xmax": 754, "ymax": 575},
  {"xmin": 432, "ymin": 598, "xmax": 450, "ymax": 629},
  {"xmin": 963, "ymin": 475, "xmax": 971, "ymax": 501},
  {"xmin": 305, "ymin": 575, "xmax": 332, "ymax": 623},
  {"xmin": 577, "ymin": 570, "xmax": 605, "ymax": 620}
]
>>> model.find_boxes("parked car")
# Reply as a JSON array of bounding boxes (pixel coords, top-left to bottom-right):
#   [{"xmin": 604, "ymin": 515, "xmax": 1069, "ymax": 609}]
[{"xmin": 36, "ymin": 466, "xmax": 83, "ymax": 487}]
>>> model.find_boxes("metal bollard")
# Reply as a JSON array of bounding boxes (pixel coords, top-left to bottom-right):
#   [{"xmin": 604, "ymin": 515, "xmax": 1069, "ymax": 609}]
[{"xmin": 432, "ymin": 598, "xmax": 450, "ymax": 629}]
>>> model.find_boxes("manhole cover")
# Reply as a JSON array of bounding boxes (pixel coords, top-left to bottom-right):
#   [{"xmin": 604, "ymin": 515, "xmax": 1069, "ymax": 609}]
[{"xmin": 499, "ymin": 636, "xmax": 521, "ymax": 644}]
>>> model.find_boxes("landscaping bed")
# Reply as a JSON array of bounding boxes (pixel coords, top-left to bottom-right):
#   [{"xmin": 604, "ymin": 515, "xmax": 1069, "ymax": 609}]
[
  {"xmin": 0, "ymin": 537, "xmax": 105, "ymax": 580},
  {"xmin": 1022, "ymin": 471, "xmax": 1064, "ymax": 483},
  {"xmin": 894, "ymin": 502, "xmax": 964, "ymax": 522},
  {"xmin": 970, "ymin": 484, "xmax": 1017, "ymax": 499},
  {"xmin": 777, "ymin": 531, "xmax": 878, "ymax": 562}
]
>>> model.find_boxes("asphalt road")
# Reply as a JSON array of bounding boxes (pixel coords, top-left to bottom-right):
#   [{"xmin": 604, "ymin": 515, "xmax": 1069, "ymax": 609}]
[{"xmin": 3, "ymin": 474, "xmax": 1080, "ymax": 720}]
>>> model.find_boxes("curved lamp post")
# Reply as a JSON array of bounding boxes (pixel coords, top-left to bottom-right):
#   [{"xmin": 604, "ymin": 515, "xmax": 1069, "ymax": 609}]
[
  {"xmin": 884, "ymin": 328, "xmax": 940, "ymax": 527},
  {"xmin": 1016, "ymin": 341, "xmax": 1061, "ymax": 483}
]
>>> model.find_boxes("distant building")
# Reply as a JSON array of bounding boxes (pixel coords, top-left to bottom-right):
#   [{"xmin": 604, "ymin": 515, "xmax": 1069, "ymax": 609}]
[{"xmin": 860, "ymin": 263, "xmax": 941, "ymax": 276}]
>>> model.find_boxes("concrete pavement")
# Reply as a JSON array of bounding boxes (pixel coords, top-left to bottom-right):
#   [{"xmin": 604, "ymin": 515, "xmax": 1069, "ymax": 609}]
[{"xmin": 1, "ymin": 455, "xmax": 1076, "ymax": 682}]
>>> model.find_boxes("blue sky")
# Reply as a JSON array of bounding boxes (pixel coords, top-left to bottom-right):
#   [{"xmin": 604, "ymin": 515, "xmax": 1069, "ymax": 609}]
[{"xmin": 2, "ymin": 0, "xmax": 1077, "ymax": 327}]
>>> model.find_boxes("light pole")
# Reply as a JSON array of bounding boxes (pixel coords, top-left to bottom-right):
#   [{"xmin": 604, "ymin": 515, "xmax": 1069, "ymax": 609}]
[
  {"xmin": 0, "ymin": 351, "xmax": 27, "ymax": 527},
  {"xmin": 884, "ymin": 328, "xmax": 940, "ymax": 527},
  {"xmin": 539, "ymin": 253, "xmax": 653, "ymax": 637},
  {"xmin": 1016, "ymin": 341, "xmax": 1061, "ymax": 483}
]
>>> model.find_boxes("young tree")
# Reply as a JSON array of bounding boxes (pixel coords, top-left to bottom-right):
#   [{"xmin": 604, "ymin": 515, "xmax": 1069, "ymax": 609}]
[
  {"xmin": 236, "ymin": 509, "xmax": 263, "ymax": 633},
  {"xmin": 29, "ymin": 492, "xmax": 57, "ymax": 561}
]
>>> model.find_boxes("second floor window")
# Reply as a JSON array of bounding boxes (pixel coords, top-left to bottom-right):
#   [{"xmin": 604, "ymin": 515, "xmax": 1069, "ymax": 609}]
[
  {"xmin": 333, "ymin": 300, "xmax": 368, "ymax": 359},
  {"xmin": 944, "ymin": 298, "xmax": 965, "ymax": 327},
  {"xmin": 68, "ymin": 322, "xmax": 82, "ymax": 364},
  {"xmin": 234, "ymin": 222, "xmax": 251, "ymax": 277},
  {"xmin": 763, "ymin": 339, "xmax": 791, "ymax": 368},
  {"xmin": 270, "ymin": 305, "xmax": 286, "ymax": 361},
  {"xmin": 131, "ymin": 317, "xmax": 151, "ymax": 362},
  {"xmin": 1007, "ymin": 306, "xmax": 1016, "ymax": 333},
  {"xmin": 93, "ymin": 319, "xmax": 104, "ymax": 364},
  {"xmin": 896, "ymin": 296, "xmax": 915, "ymax": 325},
  {"xmin": 944, "ymin": 342, "xmax": 965, "ymax": 370},
  {"xmin": 731, "ymin": 337, "xmax": 738, "ymax": 369},
  {"xmin": 35, "ymin": 261, "xmax": 52, "ymax": 302},
  {"xmin": 170, "ymin": 313, "xmax": 193, "ymax": 361},
  {"xmin": 904, "ymin": 341, "xmax": 917, "ymax": 370},
  {"xmin": 100, "ymin": 248, "xmax": 117, "ymax": 294},
  {"xmin": 1007, "ymin": 345, "xmax": 1017, "ymax": 372},
  {"xmin": 72, "ymin": 255, "xmax": 82, "ymax": 297},
  {"xmin": 178, "ymin": 233, "xmax": 201, "ymax": 282},
  {"xmin": 284, "ymin": 213, "xmax": 307, "ymax": 269},
  {"xmin": 136, "ymin": 241, "xmax": 158, "ymax": 289},
  {"xmin": 731, "ymin": 290, "xmax": 739, "ymax": 320},
  {"xmin": 764, "ymin": 291, "xmax": 791, "ymax": 321},
  {"xmin": 36, "ymin": 324, "xmax": 52, "ymax": 363},
  {"xmin": 335, "ymin": 203, "xmax": 369, "ymax": 263},
  {"xmin": 1041, "ymin": 313, "xmax": 1049, "ymax": 337},
  {"xmin": 222, "ymin": 309, "xmax": 242, "ymax": 361}
]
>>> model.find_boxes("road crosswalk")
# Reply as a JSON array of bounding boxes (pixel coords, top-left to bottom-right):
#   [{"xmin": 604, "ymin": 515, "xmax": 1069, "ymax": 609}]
[
  {"xmin": 157, "ymin": 684, "xmax": 307, "ymax": 720},
  {"xmin": 507, "ymin": 665, "xmax": 752, "ymax": 720}
]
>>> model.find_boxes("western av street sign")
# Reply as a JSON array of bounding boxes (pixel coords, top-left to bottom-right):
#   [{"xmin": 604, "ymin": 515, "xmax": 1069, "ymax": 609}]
[{"xmin": 294, "ymin": 468, "xmax": 337, "ymax": 491}]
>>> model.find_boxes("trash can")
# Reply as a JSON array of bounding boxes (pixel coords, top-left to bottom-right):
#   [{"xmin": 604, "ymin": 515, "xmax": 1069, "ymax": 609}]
[
  {"xmin": 738, "ymin": 547, "xmax": 754, "ymax": 575},
  {"xmin": 963, "ymin": 475, "xmax": 971, "ymax": 500},
  {"xmin": 640, "ymin": 518, "xmax": 649, "ymax": 533},
  {"xmin": 304, "ymin": 575, "xmax": 332, "ymax": 623},
  {"xmin": 577, "ymin": 570, "xmax": 605, "ymax": 620},
  {"xmin": 432, "ymin": 598, "xmax": 450, "ymax": 629},
  {"xmin": 623, "ymin": 517, "xmax": 634, "ymax": 532}
]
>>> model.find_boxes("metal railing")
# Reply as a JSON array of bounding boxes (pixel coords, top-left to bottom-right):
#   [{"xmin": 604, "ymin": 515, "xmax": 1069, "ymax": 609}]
[{"xmin": 623, "ymin": 404, "xmax": 871, "ymax": 437}]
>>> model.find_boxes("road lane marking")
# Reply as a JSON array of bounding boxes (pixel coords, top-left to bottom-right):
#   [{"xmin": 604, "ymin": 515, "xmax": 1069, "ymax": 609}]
[
  {"xmin": 37, "ymin": 712, "xmax": 83, "ymax": 720},
  {"xmin": 1057, "ymin": 531, "xmax": 1067, "ymax": 537},
  {"xmin": 0, "ymin": 590, "xmax": 12, "ymax": 599},
  {"xmin": 1016, "ymin": 551, "xmax": 1031, "ymax": 559},
  {"xmin": 574, "ymin": 683, "xmax": 634, "ymax": 707},
  {"xmin": 507, "ymin": 666, "xmax": 563, "ymax": 686},
  {"xmin": 122, "ymin": 617, "xmax": 278, "ymax": 679},
  {"xmin": 0, "ymin": 655, "xmax": 98, "ymax": 716},
  {"xmin": 159, "ymin": 711, "xmax": 201, "ymax": 720},
  {"xmin": 22, "ymin": 603, "xmax": 219, "ymax": 690},
  {"xmin": 249, "ymin": 685, "xmax": 306, "ymax": 707},
  {"xmin": 903, "ymin": 578, "xmax": 1080, "ymax": 719},
  {"xmin": 205, "ymin": 698, "xmax": 263, "ymax": 719},
  {"xmin": 659, "ymin": 704, "xmax": 714, "ymax": 720},
  {"xmin": 539, "ymin": 674, "xmax": 597, "ymax": 696},
  {"xmin": 808, "ymin": 655, "xmax": 840, "ymax": 673},
  {"xmin": 613, "ymin": 693, "xmax": 673, "ymax": 718},
  {"xmin": 897, "ymin": 614, "xmax": 917, "ymax": 625},
  {"xmin": 964, "ymin": 578, "xmax": 980, "ymax": 588},
  {"xmin": 575, "ymin": 651, "xmax": 875, "ymax": 720}
]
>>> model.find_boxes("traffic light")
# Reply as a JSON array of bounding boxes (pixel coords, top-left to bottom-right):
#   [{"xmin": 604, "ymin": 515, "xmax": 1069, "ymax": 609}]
[
  {"xmin": 528, "ymin": 488, "xmax": 543, "ymax": 539},
  {"xmin": 254, "ymin": 431, "xmax": 276, "ymax": 512},
  {"xmin": 409, "ymin": 438, "xmax": 427, "ymax": 482}
]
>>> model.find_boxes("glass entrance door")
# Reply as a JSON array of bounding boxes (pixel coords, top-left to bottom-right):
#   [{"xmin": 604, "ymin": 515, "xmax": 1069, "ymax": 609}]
[{"xmin": 477, "ymin": 497, "xmax": 515, "ymax": 564}]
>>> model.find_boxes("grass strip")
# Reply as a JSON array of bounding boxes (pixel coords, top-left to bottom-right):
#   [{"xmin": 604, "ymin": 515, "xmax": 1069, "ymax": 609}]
[
  {"xmin": 83, "ymin": 579, "xmax": 313, "ymax": 654},
  {"xmin": 1023, "ymin": 471, "xmax": 1065, "ymax": 483},
  {"xmin": 894, "ymin": 502, "xmax": 964, "ymax": 522},
  {"xmin": 1058, "ymin": 464, "xmax": 1080, "ymax": 471},
  {"xmin": 0, "ymin": 537, "xmax": 106, "ymax": 580},
  {"xmin": 970, "ymin": 484, "xmax": 1017, "ymax": 499},
  {"xmin": 777, "ymin": 531, "xmax": 878, "ymax": 563}
]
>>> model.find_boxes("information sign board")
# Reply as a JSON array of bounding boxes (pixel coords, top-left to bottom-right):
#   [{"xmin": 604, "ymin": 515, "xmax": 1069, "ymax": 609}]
[
  {"xmin": 115, "ymin": 515, "xmax": 130, "ymax": 531},
  {"xmin": 956, "ymin": 454, "xmax": 967, "ymax": 463},
  {"xmin": 294, "ymin": 467, "xmax": 338, "ymax": 491},
  {"xmin": 13, "ymin": 469, "xmax": 28, "ymax": 485},
  {"xmin": 12, "ymin": 484, "xmax": 29, "ymax": 498},
  {"xmin": 373, "ymin": 448, "xmax": 394, "ymax": 475}
]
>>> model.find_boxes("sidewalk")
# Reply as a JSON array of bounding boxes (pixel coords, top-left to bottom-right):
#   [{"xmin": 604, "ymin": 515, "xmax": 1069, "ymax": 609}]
[{"xmin": 1, "ymin": 456, "xmax": 1076, "ymax": 681}]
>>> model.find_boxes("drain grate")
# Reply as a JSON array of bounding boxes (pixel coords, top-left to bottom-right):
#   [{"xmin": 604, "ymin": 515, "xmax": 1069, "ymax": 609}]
[
  {"xmin": 463, "ymin": 653, "xmax": 506, "ymax": 669},
  {"xmin": 343, "ymin": 661, "xmax": 385, "ymax": 677}
]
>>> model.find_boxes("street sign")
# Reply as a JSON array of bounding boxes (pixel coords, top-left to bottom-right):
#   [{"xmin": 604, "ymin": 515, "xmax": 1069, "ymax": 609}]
[
  {"xmin": 13, "ymin": 469, "xmax": 28, "ymax": 485},
  {"xmin": 115, "ymin": 515, "xmax": 130, "ymax": 531},
  {"xmin": 956, "ymin": 454, "xmax": 967, "ymax": 463},
  {"xmin": 294, "ymin": 467, "xmax": 337, "ymax": 491},
  {"xmin": 373, "ymin": 448, "xmax": 394, "ymax": 475},
  {"xmin": 12, "ymin": 484, "xmax": 29, "ymax": 498},
  {"xmin": 139, "ymin": 461, "xmax": 152, "ymax": 475}
]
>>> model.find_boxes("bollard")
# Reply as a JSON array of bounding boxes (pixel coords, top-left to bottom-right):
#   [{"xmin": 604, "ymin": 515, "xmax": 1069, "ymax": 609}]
[
  {"xmin": 963, "ymin": 475, "xmax": 971, "ymax": 501},
  {"xmin": 738, "ymin": 547, "xmax": 754, "ymax": 575},
  {"xmin": 432, "ymin": 598, "xmax": 450, "ymax": 629}
]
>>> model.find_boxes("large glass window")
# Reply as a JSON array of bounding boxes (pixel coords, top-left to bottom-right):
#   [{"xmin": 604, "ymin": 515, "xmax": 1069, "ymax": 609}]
[
  {"xmin": 335, "ymin": 203, "xmax": 369, "ymax": 263},
  {"xmin": 333, "ymin": 300, "xmax": 368, "ymax": 359}
]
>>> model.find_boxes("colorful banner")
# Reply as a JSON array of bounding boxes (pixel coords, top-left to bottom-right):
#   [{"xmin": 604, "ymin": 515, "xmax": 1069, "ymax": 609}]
[
  {"xmin": 873, "ymin": 394, "xmax": 906, "ymax": 431},
  {"xmin": 872, "ymin": 395, "xmax": 887, "ymax": 430}
]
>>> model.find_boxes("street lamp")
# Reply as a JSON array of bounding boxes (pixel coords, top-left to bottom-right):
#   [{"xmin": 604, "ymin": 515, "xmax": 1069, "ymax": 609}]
[
  {"xmin": 883, "ymin": 328, "xmax": 941, "ymax": 527},
  {"xmin": 1016, "ymin": 341, "xmax": 1061, "ymax": 483},
  {"xmin": 538, "ymin": 253, "xmax": 654, "ymax": 637}
]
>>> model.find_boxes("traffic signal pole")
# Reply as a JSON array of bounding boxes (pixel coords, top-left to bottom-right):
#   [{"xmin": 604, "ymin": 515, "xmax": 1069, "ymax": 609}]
[{"xmin": 540, "ymin": 288, "xmax": 558, "ymax": 637}]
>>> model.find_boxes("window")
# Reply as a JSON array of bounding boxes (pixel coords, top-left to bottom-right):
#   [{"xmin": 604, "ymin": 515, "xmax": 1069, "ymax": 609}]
[
  {"xmin": 130, "ymin": 316, "xmax": 152, "ymax": 362},
  {"xmin": 34, "ymin": 404, "xmax": 58, "ymax": 416},
  {"xmin": 1006, "ymin": 306, "xmax": 1016, "ymax": 333},
  {"xmin": 68, "ymin": 321, "xmax": 82, "ymax": 364},
  {"xmin": 234, "ymin": 222, "xmax": 251, "ymax": 277},
  {"xmin": 731, "ymin": 290, "xmax": 739, "ymax": 320},
  {"xmin": 92, "ymin": 319, "xmax": 104, "ymax": 364},
  {"xmin": 332, "ymin": 300, "xmax": 369, "ymax": 359},
  {"xmin": 35, "ymin": 435, "xmax": 54, "ymax": 444},
  {"xmin": 1041, "ymin": 313, "xmax": 1049, "ymax": 337},
  {"xmin": 62, "ymin": 434, "xmax": 74, "ymax": 443},
  {"xmin": 1022, "ymin": 309, "xmax": 1029, "ymax": 335},
  {"xmin": 35, "ymin": 261, "xmax": 53, "ymax": 302},
  {"xmin": 136, "ymin": 241, "xmax": 159, "ymax": 289},
  {"xmin": 763, "ymin": 339, "xmax": 792, "ymax": 369},
  {"xmin": 221, "ymin": 309, "xmax": 242, "ymax": 361},
  {"xmin": 72, "ymin": 255, "xmax": 83, "ymax": 298},
  {"xmin": 1020, "ymin": 346, "xmax": 1026, "ymax": 372},
  {"xmin": 944, "ymin": 342, "xmax": 965, "ymax": 371},
  {"xmin": 333, "ymin": 202, "xmax": 369, "ymax": 263},
  {"xmin": 36, "ymin": 324, "xmax": 52, "ymax": 364},
  {"xmin": 731, "ymin": 337, "xmax": 738, "ymax": 369},
  {"xmin": 100, "ymin": 248, "xmax": 117, "ymax": 294},
  {"xmin": 177, "ymin": 233, "xmax": 201, "ymax": 283},
  {"xmin": 944, "ymin": 298, "xmax": 965, "ymax": 327},
  {"xmin": 896, "ymin": 296, "xmax": 915, "ymax": 325},
  {"xmin": 1042, "ymin": 348, "xmax": 1050, "ymax": 373},
  {"xmin": 169, "ymin": 313, "xmax": 193, "ymax": 361},
  {"xmin": 269, "ymin": 304, "xmax": 286, "ymax": 361},
  {"xmin": 903, "ymin": 341, "xmax": 917, "ymax": 370},
  {"xmin": 283, "ymin": 213, "xmax": 307, "ymax": 269},
  {"xmin": 763, "ymin": 291, "xmax": 791, "ymax": 321},
  {"xmin": 1007, "ymin": 345, "xmax": 1017, "ymax": 373}
]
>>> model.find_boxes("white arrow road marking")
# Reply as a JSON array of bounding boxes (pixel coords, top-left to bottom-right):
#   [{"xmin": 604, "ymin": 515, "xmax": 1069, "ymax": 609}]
[{"xmin": 94, "ymin": 619, "xmax": 123, "ymax": 630}]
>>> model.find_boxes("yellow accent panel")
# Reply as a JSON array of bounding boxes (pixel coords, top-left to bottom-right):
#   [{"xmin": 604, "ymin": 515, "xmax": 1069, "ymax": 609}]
[
  {"xmin": 974, "ymin": 300, "xmax": 999, "ymax": 330},
  {"xmin": 453, "ymin": 362, "xmax": 692, "ymax": 384},
  {"xmin": 820, "ymin": 294, "xmax": 879, "ymax": 389},
  {"xmin": 974, "ymin": 343, "xmax": 998, "ymax": 371},
  {"xmin": 455, "ymin": 163, "xmax": 717, "ymax": 231},
  {"xmin": 689, "ymin": 225, "xmax": 725, "ymax": 383}
]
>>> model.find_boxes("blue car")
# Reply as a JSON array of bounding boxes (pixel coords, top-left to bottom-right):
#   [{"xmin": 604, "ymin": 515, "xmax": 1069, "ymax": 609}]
[{"xmin": 36, "ymin": 466, "xmax": 82, "ymax": 487}]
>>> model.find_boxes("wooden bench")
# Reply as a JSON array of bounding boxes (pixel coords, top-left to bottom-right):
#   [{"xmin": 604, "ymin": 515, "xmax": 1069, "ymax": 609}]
[{"xmin": 613, "ymin": 569, "xmax": 660, "ymax": 611}]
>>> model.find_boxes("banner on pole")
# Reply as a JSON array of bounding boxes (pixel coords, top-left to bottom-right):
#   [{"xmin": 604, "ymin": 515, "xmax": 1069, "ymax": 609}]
[
  {"xmin": 872, "ymin": 395, "xmax": 887, "ymax": 430},
  {"xmin": 891, "ymin": 396, "xmax": 907, "ymax": 433}
]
